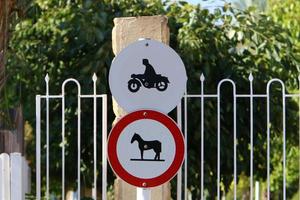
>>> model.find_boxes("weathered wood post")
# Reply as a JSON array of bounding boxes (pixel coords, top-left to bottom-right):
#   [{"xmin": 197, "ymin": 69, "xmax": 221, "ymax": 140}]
[
  {"xmin": 111, "ymin": 15, "xmax": 171, "ymax": 200},
  {"xmin": 0, "ymin": 0, "xmax": 24, "ymax": 156},
  {"xmin": 0, "ymin": 107, "xmax": 24, "ymax": 155}
]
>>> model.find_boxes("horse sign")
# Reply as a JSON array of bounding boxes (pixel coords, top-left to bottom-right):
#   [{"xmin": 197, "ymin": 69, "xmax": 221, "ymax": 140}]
[
  {"xmin": 130, "ymin": 133, "xmax": 163, "ymax": 161},
  {"xmin": 107, "ymin": 110, "xmax": 185, "ymax": 188},
  {"xmin": 109, "ymin": 39, "xmax": 187, "ymax": 114}
]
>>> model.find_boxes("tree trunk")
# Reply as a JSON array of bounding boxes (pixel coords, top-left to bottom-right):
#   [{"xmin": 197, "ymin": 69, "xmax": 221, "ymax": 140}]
[
  {"xmin": 0, "ymin": 0, "xmax": 14, "ymax": 89},
  {"xmin": 0, "ymin": 0, "xmax": 15, "ymax": 127},
  {"xmin": 0, "ymin": 1, "xmax": 26, "ymax": 155}
]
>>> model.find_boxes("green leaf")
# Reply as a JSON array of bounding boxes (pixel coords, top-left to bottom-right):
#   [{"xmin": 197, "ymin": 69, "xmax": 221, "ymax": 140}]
[
  {"xmin": 227, "ymin": 29, "xmax": 236, "ymax": 39},
  {"xmin": 237, "ymin": 31, "xmax": 244, "ymax": 41}
]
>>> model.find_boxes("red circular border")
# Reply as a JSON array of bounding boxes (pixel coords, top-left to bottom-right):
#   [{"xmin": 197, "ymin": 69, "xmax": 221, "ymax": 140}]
[{"xmin": 107, "ymin": 110, "xmax": 185, "ymax": 188}]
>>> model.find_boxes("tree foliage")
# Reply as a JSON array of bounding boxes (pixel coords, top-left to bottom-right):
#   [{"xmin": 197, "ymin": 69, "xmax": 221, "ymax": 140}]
[
  {"xmin": 4, "ymin": 0, "xmax": 300, "ymax": 198},
  {"xmin": 171, "ymin": 3, "xmax": 299, "ymax": 198},
  {"xmin": 268, "ymin": 0, "xmax": 300, "ymax": 47}
]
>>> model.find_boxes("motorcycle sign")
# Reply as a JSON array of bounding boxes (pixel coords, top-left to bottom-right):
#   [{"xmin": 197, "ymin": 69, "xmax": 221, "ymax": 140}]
[
  {"xmin": 128, "ymin": 59, "xmax": 170, "ymax": 93},
  {"xmin": 109, "ymin": 39, "xmax": 187, "ymax": 114}
]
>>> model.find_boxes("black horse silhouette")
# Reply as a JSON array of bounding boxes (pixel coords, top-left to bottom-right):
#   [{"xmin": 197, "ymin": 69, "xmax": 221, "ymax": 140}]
[{"xmin": 130, "ymin": 133, "xmax": 162, "ymax": 161}]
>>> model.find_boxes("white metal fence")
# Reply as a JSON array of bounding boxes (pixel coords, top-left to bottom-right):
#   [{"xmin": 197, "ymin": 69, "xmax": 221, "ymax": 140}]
[
  {"xmin": 35, "ymin": 73, "xmax": 299, "ymax": 200},
  {"xmin": 178, "ymin": 74, "xmax": 299, "ymax": 200},
  {"xmin": 0, "ymin": 153, "xmax": 31, "ymax": 200},
  {"xmin": 36, "ymin": 74, "xmax": 107, "ymax": 200}
]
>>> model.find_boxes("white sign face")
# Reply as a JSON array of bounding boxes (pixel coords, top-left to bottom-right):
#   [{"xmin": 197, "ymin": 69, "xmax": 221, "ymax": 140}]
[
  {"xmin": 109, "ymin": 39, "xmax": 187, "ymax": 114},
  {"xmin": 117, "ymin": 119, "xmax": 176, "ymax": 179}
]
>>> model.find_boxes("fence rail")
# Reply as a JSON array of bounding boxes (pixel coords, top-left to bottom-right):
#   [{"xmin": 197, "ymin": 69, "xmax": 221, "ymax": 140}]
[{"xmin": 35, "ymin": 73, "xmax": 300, "ymax": 200}]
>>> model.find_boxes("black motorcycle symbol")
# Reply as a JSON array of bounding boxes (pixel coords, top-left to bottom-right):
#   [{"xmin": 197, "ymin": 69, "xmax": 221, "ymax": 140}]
[{"xmin": 128, "ymin": 59, "xmax": 170, "ymax": 93}]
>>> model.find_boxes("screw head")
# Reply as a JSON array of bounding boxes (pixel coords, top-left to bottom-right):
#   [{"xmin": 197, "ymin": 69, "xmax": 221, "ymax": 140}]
[
  {"xmin": 143, "ymin": 112, "xmax": 147, "ymax": 117},
  {"xmin": 142, "ymin": 182, "xmax": 147, "ymax": 187}
]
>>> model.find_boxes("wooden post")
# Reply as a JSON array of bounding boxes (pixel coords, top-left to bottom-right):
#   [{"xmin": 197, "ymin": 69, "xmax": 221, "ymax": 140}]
[
  {"xmin": 0, "ymin": 107, "xmax": 24, "ymax": 155},
  {"xmin": 112, "ymin": 15, "xmax": 171, "ymax": 200}
]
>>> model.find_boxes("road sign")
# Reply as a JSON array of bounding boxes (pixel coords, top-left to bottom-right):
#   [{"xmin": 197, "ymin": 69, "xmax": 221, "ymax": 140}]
[
  {"xmin": 109, "ymin": 39, "xmax": 187, "ymax": 114},
  {"xmin": 108, "ymin": 110, "xmax": 184, "ymax": 188}
]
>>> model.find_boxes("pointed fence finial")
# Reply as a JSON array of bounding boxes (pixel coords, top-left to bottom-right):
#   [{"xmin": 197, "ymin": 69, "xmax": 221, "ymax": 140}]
[
  {"xmin": 92, "ymin": 73, "xmax": 97, "ymax": 82},
  {"xmin": 248, "ymin": 73, "xmax": 253, "ymax": 82},
  {"xmin": 45, "ymin": 73, "xmax": 49, "ymax": 82},
  {"xmin": 200, "ymin": 73, "xmax": 205, "ymax": 81}
]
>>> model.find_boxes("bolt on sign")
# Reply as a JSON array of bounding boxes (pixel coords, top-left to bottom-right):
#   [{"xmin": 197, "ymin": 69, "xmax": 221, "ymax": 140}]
[{"xmin": 108, "ymin": 39, "xmax": 187, "ymax": 188}]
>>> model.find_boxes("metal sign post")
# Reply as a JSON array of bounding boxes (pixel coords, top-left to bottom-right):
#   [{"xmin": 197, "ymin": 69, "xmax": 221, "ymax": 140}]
[{"xmin": 137, "ymin": 188, "xmax": 151, "ymax": 200}]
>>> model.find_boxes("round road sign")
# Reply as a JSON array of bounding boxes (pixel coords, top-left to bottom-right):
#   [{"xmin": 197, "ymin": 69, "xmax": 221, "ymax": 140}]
[
  {"xmin": 109, "ymin": 39, "xmax": 187, "ymax": 114},
  {"xmin": 107, "ymin": 110, "xmax": 184, "ymax": 188}
]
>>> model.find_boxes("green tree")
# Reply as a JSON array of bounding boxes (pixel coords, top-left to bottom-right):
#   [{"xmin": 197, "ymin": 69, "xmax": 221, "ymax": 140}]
[
  {"xmin": 268, "ymin": 0, "xmax": 300, "ymax": 51},
  {"xmin": 5, "ymin": 0, "xmax": 166, "ymax": 196},
  {"xmin": 6, "ymin": 0, "xmax": 115, "ymax": 195},
  {"xmin": 172, "ymin": 3, "xmax": 299, "ymax": 197}
]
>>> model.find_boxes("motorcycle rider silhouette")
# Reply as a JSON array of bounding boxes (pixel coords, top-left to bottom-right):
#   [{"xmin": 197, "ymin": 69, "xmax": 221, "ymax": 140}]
[
  {"xmin": 128, "ymin": 58, "xmax": 170, "ymax": 92},
  {"xmin": 142, "ymin": 59, "xmax": 158, "ymax": 86}
]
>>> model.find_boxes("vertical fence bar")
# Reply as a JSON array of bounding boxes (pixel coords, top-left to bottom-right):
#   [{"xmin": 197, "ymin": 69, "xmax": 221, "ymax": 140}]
[
  {"xmin": 77, "ymin": 89, "xmax": 81, "ymax": 200},
  {"xmin": 217, "ymin": 85, "xmax": 221, "ymax": 200},
  {"xmin": 266, "ymin": 79, "xmax": 286, "ymax": 200},
  {"xmin": 299, "ymin": 76, "xmax": 300, "ymax": 200},
  {"xmin": 233, "ymin": 84, "xmax": 237, "ymax": 200},
  {"xmin": 45, "ymin": 74, "xmax": 50, "ymax": 200},
  {"xmin": 177, "ymin": 102, "xmax": 182, "ymax": 200},
  {"xmin": 36, "ymin": 95, "xmax": 41, "ymax": 200},
  {"xmin": 61, "ymin": 93, "xmax": 65, "ymax": 200},
  {"xmin": 282, "ymin": 87, "xmax": 286, "ymax": 200},
  {"xmin": 184, "ymin": 89, "xmax": 188, "ymax": 200},
  {"xmin": 102, "ymin": 95, "xmax": 108, "ymax": 200},
  {"xmin": 60, "ymin": 79, "xmax": 85, "ymax": 200},
  {"xmin": 200, "ymin": 74, "xmax": 205, "ymax": 200},
  {"xmin": 92, "ymin": 74, "xmax": 97, "ymax": 199},
  {"xmin": 255, "ymin": 181, "xmax": 259, "ymax": 200},
  {"xmin": 217, "ymin": 80, "xmax": 237, "ymax": 200},
  {"xmin": 249, "ymin": 74, "xmax": 254, "ymax": 200},
  {"xmin": 266, "ymin": 82, "xmax": 270, "ymax": 200}
]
